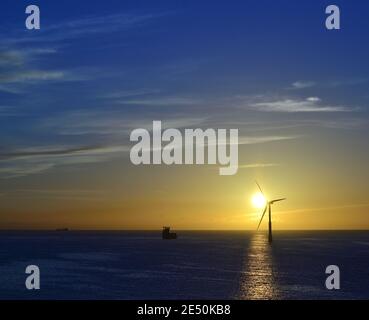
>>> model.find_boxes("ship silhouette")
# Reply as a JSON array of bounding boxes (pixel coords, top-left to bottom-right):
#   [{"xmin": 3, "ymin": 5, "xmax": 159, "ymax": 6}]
[{"xmin": 162, "ymin": 227, "xmax": 177, "ymax": 239}]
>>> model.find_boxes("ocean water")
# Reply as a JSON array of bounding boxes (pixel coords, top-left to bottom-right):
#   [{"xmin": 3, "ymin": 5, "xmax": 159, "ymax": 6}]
[{"xmin": 0, "ymin": 231, "xmax": 368, "ymax": 300}]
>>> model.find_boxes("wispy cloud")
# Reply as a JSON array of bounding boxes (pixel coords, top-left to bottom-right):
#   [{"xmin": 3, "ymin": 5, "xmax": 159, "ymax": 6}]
[
  {"xmin": 4, "ymin": 13, "xmax": 167, "ymax": 45},
  {"xmin": 306, "ymin": 97, "xmax": 320, "ymax": 102},
  {"xmin": 0, "ymin": 48, "xmax": 58, "ymax": 67},
  {"xmin": 249, "ymin": 118, "xmax": 367, "ymax": 131},
  {"xmin": 328, "ymin": 78, "xmax": 368, "ymax": 87},
  {"xmin": 291, "ymin": 81, "xmax": 316, "ymax": 89},
  {"xmin": 238, "ymin": 135, "xmax": 298, "ymax": 145},
  {"xmin": 0, "ymin": 106, "xmax": 21, "ymax": 117},
  {"xmin": 0, "ymin": 47, "xmax": 97, "ymax": 90},
  {"xmin": 210, "ymin": 162, "xmax": 280, "ymax": 172},
  {"xmin": 102, "ymin": 89, "xmax": 161, "ymax": 99},
  {"xmin": 307, "ymin": 118, "xmax": 368, "ymax": 129},
  {"xmin": 139, "ymin": 134, "xmax": 298, "ymax": 152},
  {"xmin": 6, "ymin": 188, "xmax": 107, "ymax": 201},
  {"xmin": 238, "ymin": 163, "xmax": 280, "ymax": 169},
  {"xmin": 0, "ymin": 50, "xmax": 24, "ymax": 66},
  {"xmin": 0, "ymin": 132, "xmax": 297, "ymax": 178},
  {"xmin": 118, "ymin": 96, "xmax": 202, "ymax": 106},
  {"xmin": 0, "ymin": 12, "xmax": 163, "ymax": 90},
  {"xmin": 290, "ymin": 78, "xmax": 368, "ymax": 90},
  {"xmin": 0, "ymin": 84, "xmax": 24, "ymax": 94},
  {"xmin": 43, "ymin": 109, "xmax": 208, "ymax": 136},
  {"xmin": 0, "ymin": 144, "xmax": 130, "ymax": 178},
  {"xmin": 278, "ymin": 203, "xmax": 369, "ymax": 215},
  {"xmin": 250, "ymin": 97, "xmax": 354, "ymax": 113},
  {"xmin": 0, "ymin": 47, "xmax": 67, "ymax": 89},
  {"xmin": 0, "ymin": 70, "xmax": 65, "ymax": 84},
  {"xmin": 0, "ymin": 163, "xmax": 55, "ymax": 178},
  {"xmin": 0, "ymin": 145, "xmax": 107, "ymax": 161}
]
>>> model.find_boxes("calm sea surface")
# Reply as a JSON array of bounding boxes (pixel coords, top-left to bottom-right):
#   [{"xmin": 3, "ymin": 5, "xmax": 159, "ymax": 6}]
[{"xmin": 0, "ymin": 231, "xmax": 368, "ymax": 299}]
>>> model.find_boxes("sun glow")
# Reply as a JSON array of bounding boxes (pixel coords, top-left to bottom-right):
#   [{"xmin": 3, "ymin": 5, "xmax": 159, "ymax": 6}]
[{"xmin": 252, "ymin": 193, "xmax": 266, "ymax": 208}]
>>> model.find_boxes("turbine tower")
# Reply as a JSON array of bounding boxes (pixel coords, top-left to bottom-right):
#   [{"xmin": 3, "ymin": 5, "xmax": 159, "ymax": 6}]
[{"xmin": 255, "ymin": 181, "xmax": 286, "ymax": 244}]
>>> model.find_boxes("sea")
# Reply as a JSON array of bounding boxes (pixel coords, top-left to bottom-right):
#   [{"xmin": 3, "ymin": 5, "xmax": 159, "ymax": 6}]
[{"xmin": 0, "ymin": 231, "xmax": 368, "ymax": 300}]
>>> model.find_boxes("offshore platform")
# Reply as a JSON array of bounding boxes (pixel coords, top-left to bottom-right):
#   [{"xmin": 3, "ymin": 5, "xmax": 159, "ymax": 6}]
[{"xmin": 162, "ymin": 227, "xmax": 177, "ymax": 240}]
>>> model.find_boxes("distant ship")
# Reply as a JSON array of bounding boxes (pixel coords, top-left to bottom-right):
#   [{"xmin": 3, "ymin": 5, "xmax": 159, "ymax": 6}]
[
  {"xmin": 162, "ymin": 226, "xmax": 177, "ymax": 239},
  {"xmin": 55, "ymin": 228, "xmax": 69, "ymax": 232}
]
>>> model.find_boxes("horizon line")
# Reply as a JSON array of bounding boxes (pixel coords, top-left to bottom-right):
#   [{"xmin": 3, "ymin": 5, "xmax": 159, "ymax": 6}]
[{"xmin": 0, "ymin": 228, "xmax": 369, "ymax": 232}]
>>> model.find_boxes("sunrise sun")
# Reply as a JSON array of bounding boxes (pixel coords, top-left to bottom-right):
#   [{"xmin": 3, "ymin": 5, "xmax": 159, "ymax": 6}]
[{"xmin": 252, "ymin": 193, "xmax": 267, "ymax": 208}]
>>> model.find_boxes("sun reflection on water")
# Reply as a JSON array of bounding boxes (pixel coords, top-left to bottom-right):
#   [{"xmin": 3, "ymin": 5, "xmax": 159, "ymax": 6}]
[{"xmin": 237, "ymin": 232, "xmax": 279, "ymax": 299}]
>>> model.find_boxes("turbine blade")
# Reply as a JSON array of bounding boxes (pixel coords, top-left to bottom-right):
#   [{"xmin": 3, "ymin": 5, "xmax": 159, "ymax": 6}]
[
  {"xmin": 257, "ymin": 204, "xmax": 268, "ymax": 230},
  {"xmin": 255, "ymin": 181, "xmax": 265, "ymax": 196},
  {"xmin": 270, "ymin": 198, "xmax": 286, "ymax": 204}
]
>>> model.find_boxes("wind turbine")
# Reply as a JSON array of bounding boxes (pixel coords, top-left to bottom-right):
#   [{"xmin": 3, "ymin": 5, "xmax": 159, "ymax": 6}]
[{"xmin": 255, "ymin": 181, "xmax": 286, "ymax": 244}]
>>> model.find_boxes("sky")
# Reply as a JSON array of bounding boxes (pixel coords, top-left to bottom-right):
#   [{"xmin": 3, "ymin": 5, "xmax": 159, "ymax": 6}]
[{"xmin": 0, "ymin": 0, "xmax": 368, "ymax": 230}]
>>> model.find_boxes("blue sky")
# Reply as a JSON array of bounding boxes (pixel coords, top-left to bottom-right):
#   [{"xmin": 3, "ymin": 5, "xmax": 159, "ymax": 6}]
[{"xmin": 0, "ymin": 0, "xmax": 368, "ymax": 229}]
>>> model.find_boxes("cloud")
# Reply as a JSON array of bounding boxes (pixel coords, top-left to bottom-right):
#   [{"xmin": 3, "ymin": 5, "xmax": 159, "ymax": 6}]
[
  {"xmin": 0, "ymin": 144, "xmax": 131, "ymax": 161},
  {"xmin": 0, "ymin": 48, "xmax": 100, "ymax": 90},
  {"xmin": 308, "ymin": 118, "xmax": 368, "ymax": 129},
  {"xmin": 43, "ymin": 109, "xmax": 208, "ymax": 136},
  {"xmin": 238, "ymin": 135, "xmax": 298, "ymax": 144},
  {"xmin": 327, "ymin": 78, "xmax": 368, "ymax": 88},
  {"xmin": 210, "ymin": 163, "xmax": 279, "ymax": 172},
  {"xmin": 0, "ymin": 106, "xmax": 21, "ymax": 117},
  {"xmin": 0, "ymin": 50, "xmax": 24, "ymax": 66},
  {"xmin": 0, "ymin": 85, "xmax": 24, "ymax": 94},
  {"xmin": 0, "ymin": 70, "xmax": 65, "ymax": 84},
  {"xmin": 7, "ymin": 188, "xmax": 107, "ymax": 201},
  {"xmin": 103, "ymin": 89, "xmax": 161, "ymax": 99},
  {"xmin": 4, "ymin": 13, "xmax": 167, "ymax": 45},
  {"xmin": 119, "ymin": 96, "xmax": 202, "ymax": 106},
  {"xmin": 278, "ymin": 203, "xmax": 369, "ymax": 215},
  {"xmin": 0, "ymin": 47, "xmax": 58, "ymax": 67},
  {"xmin": 290, "ymin": 78, "xmax": 368, "ymax": 90},
  {"xmin": 0, "ymin": 144, "xmax": 131, "ymax": 178},
  {"xmin": 231, "ymin": 117, "xmax": 369, "ymax": 134},
  {"xmin": 250, "ymin": 97, "xmax": 354, "ymax": 113},
  {"xmin": 0, "ymin": 163, "xmax": 55, "ymax": 178},
  {"xmin": 0, "ymin": 145, "xmax": 105, "ymax": 160},
  {"xmin": 0, "ymin": 131, "xmax": 297, "ymax": 178},
  {"xmin": 46, "ymin": 13, "xmax": 164, "ymax": 40},
  {"xmin": 141, "ymin": 134, "xmax": 298, "ymax": 151},
  {"xmin": 238, "ymin": 163, "xmax": 280, "ymax": 169},
  {"xmin": 0, "ymin": 48, "xmax": 70, "ymax": 88},
  {"xmin": 306, "ymin": 97, "xmax": 321, "ymax": 102},
  {"xmin": 291, "ymin": 81, "xmax": 316, "ymax": 89}
]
